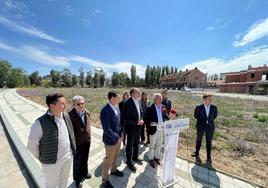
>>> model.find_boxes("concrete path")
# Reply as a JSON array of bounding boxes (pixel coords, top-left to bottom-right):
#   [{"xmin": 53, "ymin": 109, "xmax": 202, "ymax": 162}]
[
  {"xmin": 0, "ymin": 117, "xmax": 35, "ymax": 188},
  {"xmin": 0, "ymin": 89, "xmax": 260, "ymax": 188}
]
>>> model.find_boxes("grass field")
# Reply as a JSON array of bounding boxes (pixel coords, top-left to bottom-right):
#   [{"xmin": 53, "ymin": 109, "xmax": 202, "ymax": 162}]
[{"xmin": 17, "ymin": 87, "xmax": 268, "ymax": 186}]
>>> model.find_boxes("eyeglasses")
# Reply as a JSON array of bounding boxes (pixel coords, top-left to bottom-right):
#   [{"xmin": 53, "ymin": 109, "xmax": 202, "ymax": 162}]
[{"xmin": 76, "ymin": 103, "xmax": 84, "ymax": 106}]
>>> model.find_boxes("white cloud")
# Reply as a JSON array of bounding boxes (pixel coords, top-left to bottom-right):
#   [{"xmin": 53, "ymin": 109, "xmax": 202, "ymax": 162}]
[
  {"xmin": 233, "ymin": 18, "xmax": 268, "ymax": 47},
  {"xmin": 206, "ymin": 26, "xmax": 215, "ymax": 31},
  {"xmin": 0, "ymin": 41, "xmax": 70, "ymax": 66},
  {"xmin": 0, "ymin": 41, "xmax": 146, "ymax": 77},
  {"xmin": 69, "ymin": 56, "xmax": 145, "ymax": 77},
  {"xmin": 205, "ymin": 18, "xmax": 230, "ymax": 32},
  {"xmin": 182, "ymin": 46, "xmax": 268, "ymax": 74},
  {"xmin": 0, "ymin": 15, "xmax": 65, "ymax": 44}
]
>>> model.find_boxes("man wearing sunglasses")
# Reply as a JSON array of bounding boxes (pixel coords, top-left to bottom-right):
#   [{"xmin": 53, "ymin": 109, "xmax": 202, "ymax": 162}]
[{"xmin": 69, "ymin": 95, "xmax": 92, "ymax": 188}]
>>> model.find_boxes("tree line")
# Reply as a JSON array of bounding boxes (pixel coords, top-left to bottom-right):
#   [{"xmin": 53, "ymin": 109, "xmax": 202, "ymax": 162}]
[{"xmin": 0, "ymin": 59, "xmax": 221, "ymax": 88}]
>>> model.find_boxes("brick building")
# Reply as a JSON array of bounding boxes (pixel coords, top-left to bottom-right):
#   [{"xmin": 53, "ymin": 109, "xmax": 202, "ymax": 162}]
[
  {"xmin": 160, "ymin": 67, "xmax": 206, "ymax": 89},
  {"xmin": 219, "ymin": 65, "xmax": 268, "ymax": 95}
]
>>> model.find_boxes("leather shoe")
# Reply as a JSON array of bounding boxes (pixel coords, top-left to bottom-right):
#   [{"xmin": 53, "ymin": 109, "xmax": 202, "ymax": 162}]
[
  {"xmin": 85, "ymin": 172, "xmax": 92, "ymax": 179},
  {"xmin": 111, "ymin": 169, "xmax": 124, "ymax": 177},
  {"xmin": 149, "ymin": 160, "xmax": 156, "ymax": 168},
  {"xmin": 102, "ymin": 180, "xmax": 114, "ymax": 188},
  {"xmin": 191, "ymin": 151, "xmax": 199, "ymax": 157},
  {"xmin": 154, "ymin": 158, "xmax": 160, "ymax": 165},
  {"xmin": 126, "ymin": 162, "xmax": 137, "ymax": 173}
]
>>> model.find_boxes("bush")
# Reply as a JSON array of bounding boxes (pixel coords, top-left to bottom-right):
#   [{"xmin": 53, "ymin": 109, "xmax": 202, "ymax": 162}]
[
  {"xmin": 229, "ymin": 138, "xmax": 256, "ymax": 156},
  {"xmin": 253, "ymin": 112, "xmax": 258, "ymax": 118},
  {"xmin": 257, "ymin": 115, "xmax": 268, "ymax": 123}
]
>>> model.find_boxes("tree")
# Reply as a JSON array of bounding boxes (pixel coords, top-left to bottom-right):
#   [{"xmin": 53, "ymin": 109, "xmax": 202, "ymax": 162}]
[
  {"xmin": 111, "ymin": 72, "xmax": 119, "ymax": 87},
  {"xmin": 99, "ymin": 69, "xmax": 106, "ymax": 87},
  {"xmin": 72, "ymin": 74, "xmax": 78, "ymax": 87},
  {"xmin": 50, "ymin": 69, "xmax": 61, "ymax": 87},
  {"xmin": 61, "ymin": 68, "xmax": 72, "ymax": 87},
  {"xmin": 130, "ymin": 65, "xmax": 136, "ymax": 86},
  {"xmin": 145, "ymin": 65, "xmax": 151, "ymax": 87},
  {"xmin": 29, "ymin": 71, "xmax": 41, "ymax": 86},
  {"xmin": 93, "ymin": 70, "xmax": 100, "ymax": 87},
  {"xmin": 79, "ymin": 68, "xmax": 85, "ymax": 87},
  {"xmin": 86, "ymin": 71, "xmax": 92, "ymax": 87},
  {"xmin": 7, "ymin": 68, "xmax": 29, "ymax": 88},
  {"xmin": 0, "ymin": 60, "xmax": 12, "ymax": 87},
  {"xmin": 161, "ymin": 66, "xmax": 165, "ymax": 78},
  {"xmin": 174, "ymin": 67, "xmax": 178, "ymax": 73},
  {"xmin": 171, "ymin": 66, "xmax": 174, "ymax": 74}
]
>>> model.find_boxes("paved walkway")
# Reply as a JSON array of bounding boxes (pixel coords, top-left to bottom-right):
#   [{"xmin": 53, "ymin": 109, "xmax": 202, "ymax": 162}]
[
  {"xmin": 0, "ymin": 116, "xmax": 35, "ymax": 188},
  {"xmin": 0, "ymin": 89, "xmax": 260, "ymax": 188}
]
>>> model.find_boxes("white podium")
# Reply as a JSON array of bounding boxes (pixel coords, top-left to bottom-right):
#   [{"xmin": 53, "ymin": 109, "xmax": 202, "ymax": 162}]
[{"xmin": 157, "ymin": 118, "xmax": 190, "ymax": 187}]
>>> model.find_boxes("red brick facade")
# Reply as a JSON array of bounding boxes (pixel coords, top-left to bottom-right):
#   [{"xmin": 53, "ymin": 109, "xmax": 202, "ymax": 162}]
[
  {"xmin": 219, "ymin": 65, "xmax": 268, "ymax": 94},
  {"xmin": 160, "ymin": 67, "xmax": 206, "ymax": 89}
]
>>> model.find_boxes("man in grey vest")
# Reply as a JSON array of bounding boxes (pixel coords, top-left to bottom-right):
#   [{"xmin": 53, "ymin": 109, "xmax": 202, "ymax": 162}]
[{"xmin": 27, "ymin": 93, "xmax": 76, "ymax": 188}]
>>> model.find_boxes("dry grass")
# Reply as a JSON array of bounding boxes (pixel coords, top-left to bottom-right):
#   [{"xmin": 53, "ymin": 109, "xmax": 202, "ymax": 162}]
[{"xmin": 17, "ymin": 87, "xmax": 268, "ymax": 186}]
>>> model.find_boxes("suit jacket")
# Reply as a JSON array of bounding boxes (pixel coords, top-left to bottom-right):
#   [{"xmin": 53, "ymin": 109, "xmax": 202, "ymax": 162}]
[
  {"xmin": 100, "ymin": 104, "xmax": 121, "ymax": 145},
  {"xmin": 118, "ymin": 100, "xmax": 126, "ymax": 134},
  {"xmin": 123, "ymin": 98, "xmax": 143, "ymax": 134},
  {"xmin": 194, "ymin": 104, "xmax": 218, "ymax": 130},
  {"xmin": 68, "ymin": 108, "xmax": 91, "ymax": 146},
  {"xmin": 145, "ymin": 104, "xmax": 169, "ymax": 135}
]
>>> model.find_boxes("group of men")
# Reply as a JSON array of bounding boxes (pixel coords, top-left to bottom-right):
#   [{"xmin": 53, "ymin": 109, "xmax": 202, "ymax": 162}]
[
  {"xmin": 27, "ymin": 88, "xmax": 217, "ymax": 188},
  {"xmin": 100, "ymin": 88, "xmax": 174, "ymax": 188}
]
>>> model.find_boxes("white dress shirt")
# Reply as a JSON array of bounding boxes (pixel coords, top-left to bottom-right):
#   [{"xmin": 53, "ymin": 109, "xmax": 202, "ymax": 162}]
[{"xmin": 133, "ymin": 98, "xmax": 141, "ymax": 120}]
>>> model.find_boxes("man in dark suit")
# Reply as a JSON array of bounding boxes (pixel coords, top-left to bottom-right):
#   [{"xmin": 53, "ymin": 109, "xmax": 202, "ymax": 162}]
[
  {"xmin": 162, "ymin": 90, "xmax": 172, "ymax": 115},
  {"xmin": 124, "ymin": 88, "xmax": 144, "ymax": 172},
  {"xmin": 145, "ymin": 93, "xmax": 169, "ymax": 168},
  {"xmin": 100, "ymin": 91, "xmax": 124, "ymax": 188},
  {"xmin": 118, "ymin": 92, "xmax": 129, "ymax": 146},
  {"xmin": 191, "ymin": 94, "xmax": 218, "ymax": 164},
  {"xmin": 69, "ymin": 95, "xmax": 92, "ymax": 188}
]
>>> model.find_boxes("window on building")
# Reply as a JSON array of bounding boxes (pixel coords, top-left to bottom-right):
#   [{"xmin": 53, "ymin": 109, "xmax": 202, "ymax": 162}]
[{"xmin": 251, "ymin": 73, "xmax": 255, "ymax": 78}]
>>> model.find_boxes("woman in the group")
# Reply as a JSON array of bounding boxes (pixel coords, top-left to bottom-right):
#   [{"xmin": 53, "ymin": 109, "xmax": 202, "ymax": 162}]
[{"xmin": 140, "ymin": 92, "xmax": 150, "ymax": 145}]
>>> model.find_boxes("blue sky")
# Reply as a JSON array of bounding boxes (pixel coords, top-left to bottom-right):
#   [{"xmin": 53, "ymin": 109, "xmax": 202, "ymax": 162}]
[{"xmin": 0, "ymin": 0, "xmax": 268, "ymax": 77}]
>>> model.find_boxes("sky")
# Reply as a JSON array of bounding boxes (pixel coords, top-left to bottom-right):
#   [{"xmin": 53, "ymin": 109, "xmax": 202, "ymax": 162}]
[{"xmin": 0, "ymin": 0, "xmax": 268, "ymax": 77}]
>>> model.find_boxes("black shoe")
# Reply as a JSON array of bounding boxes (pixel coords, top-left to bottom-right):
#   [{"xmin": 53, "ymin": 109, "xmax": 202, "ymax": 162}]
[
  {"xmin": 206, "ymin": 158, "xmax": 212, "ymax": 164},
  {"xmin": 126, "ymin": 162, "xmax": 136, "ymax": 173},
  {"xmin": 154, "ymin": 158, "xmax": 160, "ymax": 165},
  {"xmin": 132, "ymin": 157, "xmax": 143, "ymax": 165},
  {"xmin": 75, "ymin": 181, "xmax": 83, "ymax": 188},
  {"xmin": 149, "ymin": 160, "xmax": 156, "ymax": 168},
  {"xmin": 84, "ymin": 172, "xmax": 92, "ymax": 179},
  {"xmin": 111, "ymin": 169, "xmax": 124, "ymax": 177},
  {"xmin": 191, "ymin": 151, "xmax": 199, "ymax": 157},
  {"xmin": 102, "ymin": 180, "xmax": 114, "ymax": 188}
]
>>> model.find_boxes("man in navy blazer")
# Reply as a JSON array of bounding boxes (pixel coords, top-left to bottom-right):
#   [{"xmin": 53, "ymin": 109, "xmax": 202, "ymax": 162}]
[
  {"xmin": 100, "ymin": 91, "xmax": 124, "ymax": 188},
  {"xmin": 191, "ymin": 94, "xmax": 218, "ymax": 164}
]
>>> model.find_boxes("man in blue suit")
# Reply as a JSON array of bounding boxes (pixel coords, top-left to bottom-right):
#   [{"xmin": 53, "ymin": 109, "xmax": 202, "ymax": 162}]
[
  {"xmin": 191, "ymin": 94, "xmax": 218, "ymax": 164},
  {"xmin": 100, "ymin": 91, "xmax": 124, "ymax": 188}
]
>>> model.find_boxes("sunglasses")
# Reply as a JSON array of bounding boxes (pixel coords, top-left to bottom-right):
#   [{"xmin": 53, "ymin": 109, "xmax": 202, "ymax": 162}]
[{"xmin": 76, "ymin": 103, "xmax": 84, "ymax": 106}]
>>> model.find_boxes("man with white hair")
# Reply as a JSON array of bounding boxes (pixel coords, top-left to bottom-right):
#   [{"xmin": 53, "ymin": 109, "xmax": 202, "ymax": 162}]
[
  {"xmin": 145, "ymin": 93, "xmax": 169, "ymax": 168},
  {"xmin": 69, "ymin": 95, "xmax": 92, "ymax": 188}
]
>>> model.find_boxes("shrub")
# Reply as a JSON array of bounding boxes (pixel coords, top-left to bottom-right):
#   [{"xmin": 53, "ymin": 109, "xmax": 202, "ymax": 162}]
[
  {"xmin": 257, "ymin": 115, "xmax": 268, "ymax": 123},
  {"xmin": 253, "ymin": 112, "xmax": 258, "ymax": 118},
  {"xmin": 229, "ymin": 138, "xmax": 256, "ymax": 156}
]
